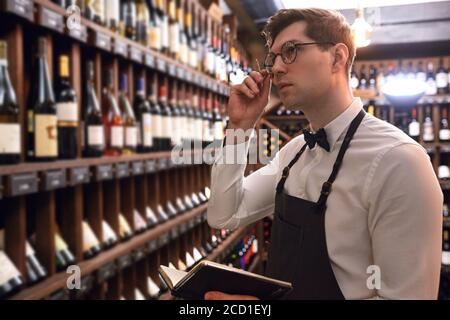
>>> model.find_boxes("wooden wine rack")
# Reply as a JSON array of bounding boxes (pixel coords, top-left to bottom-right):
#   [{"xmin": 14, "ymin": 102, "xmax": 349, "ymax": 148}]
[{"xmin": 0, "ymin": 0, "xmax": 266, "ymax": 300}]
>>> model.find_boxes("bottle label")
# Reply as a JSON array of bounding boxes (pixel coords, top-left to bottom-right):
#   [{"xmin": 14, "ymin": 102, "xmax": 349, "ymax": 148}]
[
  {"xmin": 143, "ymin": 113, "xmax": 153, "ymax": 147},
  {"xmin": 153, "ymin": 114, "xmax": 163, "ymax": 138},
  {"xmin": 171, "ymin": 117, "xmax": 179, "ymax": 145},
  {"xmin": 416, "ymin": 72, "xmax": 426, "ymax": 83},
  {"xmin": 0, "ymin": 251, "xmax": 21, "ymax": 283},
  {"xmin": 83, "ymin": 221, "xmax": 100, "ymax": 251},
  {"xmin": 119, "ymin": 214, "xmax": 132, "ymax": 236},
  {"xmin": 161, "ymin": 17, "xmax": 169, "ymax": 49},
  {"xmin": 440, "ymin": 129, "xmax": 450, "ymax": 141},
  {"xmin": 35, "ymin": 114, "xmax": 58, "ymax": 157},
  {"xmin": 408, "ymin": 122, "xmax": 420, "ymax": 137},
  {"xmin": 55, "ymin": 233, "xmax": 68, "ymax": 251},
  {"xmin": 196, "ymin": 119, "xmax": 203, "ymax": 140},
  {"xmin": 111, "ymin": 126, "xmax": 124, "ymax": 147},
  {"xmin": 436, "ymin": 73, "xmax": 448, "ymax": 89},
  {"xmin": 161, "ymin": 116, "xmax": 172, "ymax": 139},
  {"xmin": 125, "ymin": 126, "xmax": 138, "ymax": 147},
  {"xmin": 149, "ymin": 26, "xmax": 161, "ymax": 50},
  {"xmin": 0, "ymin": 123, "xmax": 21, "ymax": 154},
  {"xmin": 102, "ymin": 220, "xmax": 117, "ymax": 242},
  {"xmin": 426, "ymin": 79, "xmax": 437, "ymax": 95},
  {"xmin": 423, "ymin": 124, "xmax": 434, "ymax": 141},
  {"xmin": 56, "ymin": 102, "xmax": 78, "ymax": 122},
  {"xmin": 189, "ymin": 49, "xmax": 197, "ymax": 69},
  {"xmin": 88, "ymin": 125, "xmax": 104, "ymax": 146},
  {"xmin": 169, "ymin": 23, "xmax": 180, "ymax": 54},
  {"xmin": 214, "ymin": 121, "xmax": 224, "ymax": 140}
]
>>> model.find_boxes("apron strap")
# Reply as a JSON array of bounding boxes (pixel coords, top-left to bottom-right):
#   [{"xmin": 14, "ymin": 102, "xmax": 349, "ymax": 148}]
[
  {"xmin": 317, "ymin": 109, "xmax": 366, "ymax": 206},
  {"xmin": 276, "ymin": 143, "xmax": 308, "ymax": 194}
]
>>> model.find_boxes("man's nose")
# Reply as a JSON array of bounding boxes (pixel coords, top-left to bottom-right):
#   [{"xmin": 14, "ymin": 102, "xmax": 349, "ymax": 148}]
[{"xmin": 271, "ymin": 55, "xmax": 287, "ymax": 76}]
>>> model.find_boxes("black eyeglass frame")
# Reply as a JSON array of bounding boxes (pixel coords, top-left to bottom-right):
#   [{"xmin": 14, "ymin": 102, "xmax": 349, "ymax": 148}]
[{"xmin": 264, "ymin": 41, "xmax": 336, "ymax": 70}]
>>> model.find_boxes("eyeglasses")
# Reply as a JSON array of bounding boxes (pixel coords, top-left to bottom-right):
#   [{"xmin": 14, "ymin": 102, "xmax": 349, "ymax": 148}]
[{"xmin": 263, "ymin": 41, "xmax": 336, "ymax": 70}]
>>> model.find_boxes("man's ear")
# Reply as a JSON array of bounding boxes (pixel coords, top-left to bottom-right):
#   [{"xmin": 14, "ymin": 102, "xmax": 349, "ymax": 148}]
[{"xmin": 332, "ymin": 43, "xmax": 349, "ymax": 73}]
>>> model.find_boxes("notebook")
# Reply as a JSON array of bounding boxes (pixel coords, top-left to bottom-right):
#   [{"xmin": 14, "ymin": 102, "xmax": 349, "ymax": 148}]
[{"xmin": 158, "ymin": 260, "xmax": 292, "ymax": 300}]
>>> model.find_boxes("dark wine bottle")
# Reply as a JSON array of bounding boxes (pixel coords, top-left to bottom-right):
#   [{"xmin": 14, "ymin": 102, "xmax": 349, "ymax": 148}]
[
  {"xmin": 25, "ymin": 241, "xmax": 47, "ymax": 284},
  {"xmin": 159, "ymin": 84, "xmax": 172, "ymax": 151},
  {"xmin": 148, "ymin": 77, "xmax": 163, "ymax": 151},
  {"xmin": 134, "ymin": 77, "xmax": 153, "ymax": 153},
  {"xmin": 0, "ymin": 40, "xmax": 21, "ymax": 165},
  {"xmin": 103, "ymin": 68, "xmax": 123, "ymax": 156},
  {"xmin": 27, "ymin": 38, "xmax": 58, "ymax": 162},
  {"xmin": 56, "ymin": 55, "xmax": 78, "ymax": 159},
  {"xmin": 82, "ymin": 61, "xmax": 104, "ymax": 158}
]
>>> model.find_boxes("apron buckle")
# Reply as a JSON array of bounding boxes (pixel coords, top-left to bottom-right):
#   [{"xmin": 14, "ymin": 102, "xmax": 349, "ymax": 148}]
[
  {"xmin": 282, "ymin": 167, "xmax": 290, "ymax": 178},
  {"xmin": 321, "ymin": 181, "xmax": 332, "ymax": 196}
]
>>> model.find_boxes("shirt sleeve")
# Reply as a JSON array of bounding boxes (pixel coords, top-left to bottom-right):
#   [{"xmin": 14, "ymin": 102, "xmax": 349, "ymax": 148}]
[
  {"xmin": 366, "ymin": 143, "xmax": 443, "ymax": 299},
  {"xmin": 207, "ymin": 135, "xmax": 281, "ymax": 230}
]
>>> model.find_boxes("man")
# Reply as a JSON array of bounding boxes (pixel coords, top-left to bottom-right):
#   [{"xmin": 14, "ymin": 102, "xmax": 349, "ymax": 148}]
[{"xmin": 205, "ymin": 8, "xmax": 443, "ymax": 300}]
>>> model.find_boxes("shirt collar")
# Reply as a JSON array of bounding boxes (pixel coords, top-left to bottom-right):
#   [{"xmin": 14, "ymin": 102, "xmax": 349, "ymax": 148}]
[{"xmin": 321, "ymin": 98, "xmax": 364, "ymax": 152}]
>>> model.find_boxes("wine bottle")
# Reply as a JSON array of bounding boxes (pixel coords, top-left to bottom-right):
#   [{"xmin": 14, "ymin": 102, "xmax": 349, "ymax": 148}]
[
  {"xmin": 136, "ymin": 0, "xmax": 150, "ymax": 46},
  {"xmin": 408, "ymin": 107, "xmax": 420, "ymax": 141},
  {"xmin": 159, "ymin": 83, "xmax": 172, "ymax": 151},
  {"xmin": 135, "ymin": 288, "xmax": 146, "ymax": 300},
  {"xmin": 134, "ymin": 78, "xmax": 153, "ymax": 153},
  {"xmin": 82, "ymin": 61, "xmax": 104, "ymax": 158},
  {"xmin": 121, "ymin": 0, "xmax": 137, "ymax": 40},
  {"xmin": 82, "ymin": 221, "xmax": 101, "ymax": 259},
  {"xmin": 168, "ymin": 0, "xmax": 179, "ymax": 60},
  {"xmin": 440, "ymin": 106, "xmax": 450, "ymax": 142},
  {"xmin": 103, "ymin": 68, "xmax": 124, "ymax": 156},
  {"xmin": 185, "ymin": 250, "xmax": 195, "ymax": 269},
  {"xmin": 177, "ymin": 82, "xmax": 189, "ymax": 148},
  {"xmin": 0, "ymin": 40, "xmax": 20, "ymax": 165},
  {"xmin": 201, "ymin": 92, "xmax": 210, "ymax": 148},
  {"xmin": 193, "ymin": 91, "xmax": 203, "ymax": 150},
  {"xmin": 148, "ymin": 77, "xmax": 163, "ymax": 151},
  {"xmin": 147, "ymin": 276, "xmax": 161, "ymax": 299},
  {"xmin": 185, "ymin": 86, "xmax": 195, "ymax": 150},
  {"xmin": 119, "ymin": 213, "xmax": 133, "ymax": 240},
  {"xmin": 133, "ymin": 209, "xmax": 148, "ymax": 233},
  {"xmin": 102, "ymin": 220, "xmax": 118, "ymax": 249},
  {"xmin": 423, "ymin": 106, "xmax": 435, "ymax": 142},
  {"xmin": 55, "ymin": 232, "xmax": 76, "ymax": 271},
  {"xmin": 105, "ymin": 0, "xmax": 120, "ymax": 32},
  {"xmin": 416, "ymin": 61, "xmax": 426, "ymax": 83},
  {"xmin": 56, "ymin": 55, "xmax": 78, "ymax": 160},
  {"xmin": 168, "ymin": 80, "xmax": 181, "ymax": 148},
  {"xmin": 0, "ymin": 250, "xmax": 25, "ymax": 299},
  {"xmin": 25, "ymin": 241, "xmax": 47, "ymax": 284},
  {"xmin": 426, "ymin": 62, "xmax": 437, "ymax": 96},
  {"xmin": 85, "ymin": 0, "xmax": 105, "ymax": 25},
  {"xmin": 148, "ymin": 0, "xmax": 162, "ymax": 52},
  {"xmin": 145, "ymin": 206, "xmax": 159, "ymax": 228},
  {"xmin": 27, "ymin": 38, "xmax": 58, "ymax": 161},
  {"xmin": 158, "ymin": 0, "xmax": 169, "ymax": 55},
  {"xmin": 437, "ymin": 57, "xmax": 449, "ymax": 95},
  {"xmin": 156, "ymin": 204, "xmax": 169, "ymax": 223},
  {"xmin": 119, "ymin": 74, "xmax": 137, "ymax": 155}
]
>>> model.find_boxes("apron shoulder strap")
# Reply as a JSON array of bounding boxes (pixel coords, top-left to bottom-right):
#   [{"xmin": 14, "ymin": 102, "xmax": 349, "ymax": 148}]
[{"xmin": 317, "ymin": 109, "xmax": 366, "ymax": 205}]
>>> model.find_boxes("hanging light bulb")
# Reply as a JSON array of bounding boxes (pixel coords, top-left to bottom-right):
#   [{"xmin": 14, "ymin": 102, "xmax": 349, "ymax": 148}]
[{"xmin": 351, "ymin": 6, "xmax": 373, "ymax": 48}]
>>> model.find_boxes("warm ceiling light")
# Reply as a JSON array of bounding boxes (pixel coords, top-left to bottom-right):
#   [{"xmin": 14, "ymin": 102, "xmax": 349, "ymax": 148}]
[{"xmin": 351, "ymin": 6, "xmax": 373, "ymax": 48}]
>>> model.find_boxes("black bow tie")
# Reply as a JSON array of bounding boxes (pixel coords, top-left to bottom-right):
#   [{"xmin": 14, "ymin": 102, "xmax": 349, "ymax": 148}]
[{"xmin": 302, "ymin": 128, "xmax": 330, "ymax": 152}]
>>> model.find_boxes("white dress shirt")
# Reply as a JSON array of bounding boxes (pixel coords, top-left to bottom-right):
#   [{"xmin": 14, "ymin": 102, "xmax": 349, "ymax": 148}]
[{"xmin": 207, "ymin": 98, "xmax": 443, "ymax": 299}]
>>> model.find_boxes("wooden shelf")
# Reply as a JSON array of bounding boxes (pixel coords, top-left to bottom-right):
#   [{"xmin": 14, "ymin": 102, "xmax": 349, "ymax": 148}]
[{"xmin": 10, "ymin": 203, "xmax": 208, "ymax": 300}]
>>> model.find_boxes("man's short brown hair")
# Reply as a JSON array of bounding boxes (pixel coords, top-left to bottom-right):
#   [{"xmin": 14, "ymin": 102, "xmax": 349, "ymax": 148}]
[{"xmin": 262, "ymin": 8, "xmax": 356, "ymax": 76}]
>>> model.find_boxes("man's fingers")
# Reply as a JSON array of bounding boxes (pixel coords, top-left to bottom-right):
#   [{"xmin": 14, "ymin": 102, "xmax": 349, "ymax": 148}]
[
  {"xmin": 249, "ymin": 71, "xmax": 264, "ymax": 85},
  {"xmin": 235, "ymin": 83, "xmax": 256, "ymax": 99},
  {"xmin": 204, "ymin": 291, "xmax": 259, "ymax": 300},
  {"xmin": 243, "ymin": 76, "xmax": 260, "ymax": 95}
]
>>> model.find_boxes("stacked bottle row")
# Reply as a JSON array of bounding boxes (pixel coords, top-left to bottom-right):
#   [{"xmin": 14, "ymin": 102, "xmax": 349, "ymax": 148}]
[
  {"xmin": 0, "ymin": 37, "xmax": 228, "ymax": 165},
  {"xmin": 49, "ymin": 0, "xmax": 250, "ymax": 82},
  {"xmin": 351, "ymin": 56, "xmax": 450, "ymax": 95}
]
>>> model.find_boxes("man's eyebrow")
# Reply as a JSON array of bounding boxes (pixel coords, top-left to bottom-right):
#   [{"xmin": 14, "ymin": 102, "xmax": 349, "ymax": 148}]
[{"xmin": 270, "ymin": 39, "xmax": 305, "ymax": 52}]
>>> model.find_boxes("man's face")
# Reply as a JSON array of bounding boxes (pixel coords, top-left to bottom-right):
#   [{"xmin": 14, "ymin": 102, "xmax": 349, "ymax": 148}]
[{"xmin": 270, "ymin": 21, "xmax": 335, "ymax": 110}]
